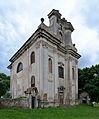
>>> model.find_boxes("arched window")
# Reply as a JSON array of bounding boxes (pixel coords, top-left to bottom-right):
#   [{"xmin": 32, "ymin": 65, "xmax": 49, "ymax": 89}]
[
  {"xmin": 17, "ymin": 62, "xmax": 23, "ymax": 73},
  {"xmin": 31, "ymin": 76, "xmax": 35, "ymax": 87},
  {"xmin": 48, "ymin": 58, "xmax": 52, "ymax": 73},
  {"xmin": 58, "ymin": 66, "xmax": 64, "ymax": 78},
  {"xmin": 72, "ymin": 68, "xmax": 75, "ymax": 79},
  {"xmin": 31, "ymin": 52, "xmax": 35, "ymax": 64}
]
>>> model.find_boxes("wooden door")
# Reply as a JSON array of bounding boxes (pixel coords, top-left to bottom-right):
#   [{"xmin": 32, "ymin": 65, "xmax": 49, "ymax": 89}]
[
  {"xmin": 59, "ymin": 92, "xmax": 64, "ymax": 104},
  {"xmin": 32, "ymin": 96, "xmax": 35, "ymax": 108}
]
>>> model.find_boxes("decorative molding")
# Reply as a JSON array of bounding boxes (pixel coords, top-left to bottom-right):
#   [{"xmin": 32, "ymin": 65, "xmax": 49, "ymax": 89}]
[
  {"xmin": 58, "ymin": 86, "xmax": 65, "ymax": 91},
  {"xmin": 35, "ymin": 41, "xmax": 41, "ymax": 49},
  {"xmin": 57, "ymin": 52, "xmax": 65, "ymax": 58},
  {"xmin": 58, "ymin": 62, "xmax": 64, "ymax": 66},
  {"xmin": 53, "ymin": 47, "xmax": 57, "ymax": 54},
  {"xmin": 42, "ymin": 41, "xmax": 48, "ymax": 49},
  {"xmin": 65, "ymin": 56, "xmax": 73, "ymax": 61},
  {"xmin": 48, "ymin": 74, "xmax": 54, "ymax": 82}
]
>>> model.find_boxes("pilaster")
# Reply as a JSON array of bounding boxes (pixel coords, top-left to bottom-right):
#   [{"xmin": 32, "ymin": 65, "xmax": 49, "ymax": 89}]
[{"xmin": 39, "ymin": 39, "xmax": 44, "ymax": 99}]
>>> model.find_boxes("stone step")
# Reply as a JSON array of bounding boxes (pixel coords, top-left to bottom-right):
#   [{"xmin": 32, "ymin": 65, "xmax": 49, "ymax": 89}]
[{"xmin": 59, "ymin": 104, "xmax": 71, "ymax": 108}]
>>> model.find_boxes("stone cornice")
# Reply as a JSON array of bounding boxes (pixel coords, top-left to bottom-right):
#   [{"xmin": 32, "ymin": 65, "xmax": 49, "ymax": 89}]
[
  {"xmin": 7, "ymin": 63, "xmax": 12, "ymax": 69},
  {"xmin": 57, "ymin": 45, "xmax": 81, "ymax": 59},
  {"xmin": 47, "ymin": 9, "xmax": 61, "ymax": 19},
  {"xmin": 67, "ymin": 49, "xmax": 81, "ymax": 59}
]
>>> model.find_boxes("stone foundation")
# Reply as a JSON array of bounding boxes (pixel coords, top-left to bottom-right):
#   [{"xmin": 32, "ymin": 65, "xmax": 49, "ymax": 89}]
[
  {"xmin": 0, "ymin": 98, "xmax": 29, "ymax": 109},
  {"xmin": 36, "ymin": 99, "xmax": 59, "ymax": 108},
  {"xmin": 0, "ymin": 98, "xmax": 79, "ymax": 109},
  {"xmin": 65, "ymin": 99, "xmax": 79, "ymax": 105}
]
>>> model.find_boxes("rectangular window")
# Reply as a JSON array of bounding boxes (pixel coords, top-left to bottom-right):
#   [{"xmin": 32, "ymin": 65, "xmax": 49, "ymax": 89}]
[
  {"xmin": 58, "ymin": 66, "xmax": 64, "ymax": 78},
  {"xmin": 48, "ymin": 58, "xmax": 52, "ymax": 73}
]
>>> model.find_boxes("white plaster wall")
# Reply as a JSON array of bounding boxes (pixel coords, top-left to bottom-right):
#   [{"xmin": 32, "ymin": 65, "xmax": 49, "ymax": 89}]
[
  {"xmin": 11, "ymin": 38, "xmax": 42, "ymax": 98},
  {"xmin": 11, "ymin": 36, "xmax": 79, "ymax": 105},
  {"xmin": 11, "ymin": 49, "xmax": 29, "ymax": 98}
]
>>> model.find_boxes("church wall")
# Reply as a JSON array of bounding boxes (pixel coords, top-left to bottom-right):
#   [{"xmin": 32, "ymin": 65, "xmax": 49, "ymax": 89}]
[
  {"xmin": 28, "ymin": 40, "xmax": 39, "ymax": 88},
  {"xmin": 54, "ymin": 50, "xmax": 59, "ymax": 102},
  {"xmin": 11, "ymin": 38, "xmax": 42, "ymax": 98},
  {"xmin": 39, "ymin": 38, "xmax": 68, "ymax": 106},
  {"xmin": 57, "ymin": 51, "xmax": 66, "ymax": 104},
  {"xmin": 64, "ymin": 55, "xmax": 78, "ymax": 105},
  {"xmin": 64, "ymin": 56, "xmax": 69, "ymax": 103},
  {"xmin": 10, "ymin": 37, "xmax": 78, "ymax": 106},
  {"xmin": 71, "ymin": 57, "xmax": 78, "ymax": 104},
  {"xmin": 39, "ymin": 38, "xmax": 56, "ymax": 103},
  {"xmin": 11, "ymin": 49, "xmax": 29, "ymax": 98},
  {"xmin": 40, "ymin": 39, "xmax": 79, "ymax": 106}
]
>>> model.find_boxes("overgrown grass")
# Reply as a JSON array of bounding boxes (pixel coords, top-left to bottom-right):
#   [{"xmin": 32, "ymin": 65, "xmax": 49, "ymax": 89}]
[{"xmin": 0, "ymin": 105, "xmax": 99, "ymax": 119}]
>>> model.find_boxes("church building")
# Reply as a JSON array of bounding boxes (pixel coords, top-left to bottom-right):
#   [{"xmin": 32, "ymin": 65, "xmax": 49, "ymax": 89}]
[{"xmin": 8, "ymin": 9, "xmax": 81, "ymax": 108}]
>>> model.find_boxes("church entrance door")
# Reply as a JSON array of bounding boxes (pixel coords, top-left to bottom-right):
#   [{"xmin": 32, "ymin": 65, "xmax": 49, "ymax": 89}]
[
  {"xmin": 59, "ymin": 92, "xmax": 64, "ymax": 105},
  {"xmin": 32, "ymin": 96, "xmax": 35, "ymax": 108}
]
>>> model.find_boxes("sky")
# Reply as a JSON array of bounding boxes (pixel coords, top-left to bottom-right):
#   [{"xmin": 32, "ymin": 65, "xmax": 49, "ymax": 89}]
[{"xmin": 0, "ymin": 0, "xmax": 99, "ymax": 75}]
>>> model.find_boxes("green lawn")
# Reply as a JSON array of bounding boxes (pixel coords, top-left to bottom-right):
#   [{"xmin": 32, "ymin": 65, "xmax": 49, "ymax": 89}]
[{"xmin": 0, "ymin": 105, "xmax": 99, "ymax": 119}]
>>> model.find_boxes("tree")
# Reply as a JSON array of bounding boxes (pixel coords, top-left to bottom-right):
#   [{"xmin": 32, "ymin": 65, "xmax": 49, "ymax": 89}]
[
  {"xmin": 84, "ymin": 77, "xmax": 99, "ymax": 102},
  {"xmin": 78, "ymin": 64, "xmax": 99, "ymax": 102},
  {"xmin": 0, "ymin": 73, "xmax": 10, "ymax": 98}
]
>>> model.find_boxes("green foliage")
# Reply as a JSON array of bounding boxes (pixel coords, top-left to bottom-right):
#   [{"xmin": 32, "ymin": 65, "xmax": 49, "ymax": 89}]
[
  {"xmin": 0, "ymin": 73, "xmax": 10, "ymax": 80},
  {"xmin": 0, "ymin": 73, "xmax": 10, "ymax": 98},
  {"xmin": 3, "ymin": 92, "xmax": 12, "ymax": 98},
  {"xmin": 78, "ymin": 64, "xmax": 99, "ymax": 102},
  {"xmin": 17, "ymin": 96, "xmax": 26, "ymax": 99},
  {"xmin": 0, "ymin": 105, "xmax": 99, "ymax": 119}
]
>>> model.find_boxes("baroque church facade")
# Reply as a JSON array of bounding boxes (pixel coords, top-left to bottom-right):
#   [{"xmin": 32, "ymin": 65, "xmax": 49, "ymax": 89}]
[{"xmin": 8, "ymin": 9, "xmax": 81, "ymax": 108}]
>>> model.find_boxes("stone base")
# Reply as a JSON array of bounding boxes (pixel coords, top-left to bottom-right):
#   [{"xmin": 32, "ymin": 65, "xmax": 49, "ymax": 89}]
[
  {"xmin": 65, "ymin": 99, "xmax": 79, "ymax": 105},
  {"xmin": 32, "ymin": 99, "xmax": 79, "ymax": 108},
  {"xmin": 39, "ymin": 99, "xmax": 59, "ymax": 108},
  {"xmin": 0, "ymin": 98, "xmax": 29, "ymax": 109}
]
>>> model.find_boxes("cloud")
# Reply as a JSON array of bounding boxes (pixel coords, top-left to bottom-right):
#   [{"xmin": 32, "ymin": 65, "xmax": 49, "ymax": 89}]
[
  {"xmin": 70, "ymin": 0, "xmax": 99, "ymax": 68},
  {"xmin": 0, "ymin": 0, "xmax": 99, "ymax": 74}
]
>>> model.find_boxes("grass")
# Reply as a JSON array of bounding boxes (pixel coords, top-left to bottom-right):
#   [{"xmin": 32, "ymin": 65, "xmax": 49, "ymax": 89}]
[{"xmin": 0, "ymin": 105, "xmax": 99, "ymax": 119}]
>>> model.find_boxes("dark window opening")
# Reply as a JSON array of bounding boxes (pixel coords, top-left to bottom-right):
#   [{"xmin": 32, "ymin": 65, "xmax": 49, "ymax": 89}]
[
  {"xmin": 17, "ymin": 62, "xmax": 23, "ymax": 73},
  {"xmin": 72, "ymin": 68, "xmax": 75, "ymax": 79},
  {"xmin": 31, "ymin": 52, "xmax": 35, "ymax": 64},
  {"xmin": 58, "ymin": 66, "xmax": 64, "ymax": 78}
]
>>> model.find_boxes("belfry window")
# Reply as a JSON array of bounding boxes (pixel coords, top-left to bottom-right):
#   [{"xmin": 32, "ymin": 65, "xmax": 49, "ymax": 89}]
[
  {"xmin": 17, "ymin": 62, "xmax": 23, "ymax": 73},
  {"xmin": 31, "ymin": 76, "xmax": 35, "ymax": 87},
  {"xmin": 48, "ymin": 58, "xmax": 52, "ymax": 73},
  {"xmin": 58, "ymin": 66, "xmax": 64, "ymax": 78},
  {"xmin": 31, "ymin": 52, "xmax": 35, "ymax": 64}
]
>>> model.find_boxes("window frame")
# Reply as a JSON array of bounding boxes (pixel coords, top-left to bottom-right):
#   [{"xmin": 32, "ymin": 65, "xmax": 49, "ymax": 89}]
[
  {"xmin": 72, "ymin": 67, "xmax": 75, "ymax": 80},
  {"xmin": 31, "ymin": 51, "xmax": 35, "ymax": 64},
  {"xmin": 58, "ymin": 66, "xmax": 64, "ymax": 78},
  {"xmin": 17, "ymin": 62, "xmax": 23, "ymax": 73},
  {"xmin": 48, "ymin": 58, "xmax": 52, "ymax": 73},
  {"xmin": 31, "ymin": 76, "xmax": 35, "ymax": 87}
]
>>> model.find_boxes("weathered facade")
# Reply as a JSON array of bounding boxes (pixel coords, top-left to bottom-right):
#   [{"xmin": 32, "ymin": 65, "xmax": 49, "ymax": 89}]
[{"xmin": 8, "ymin": 9, "xmax": 81, "ymax": 108}]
